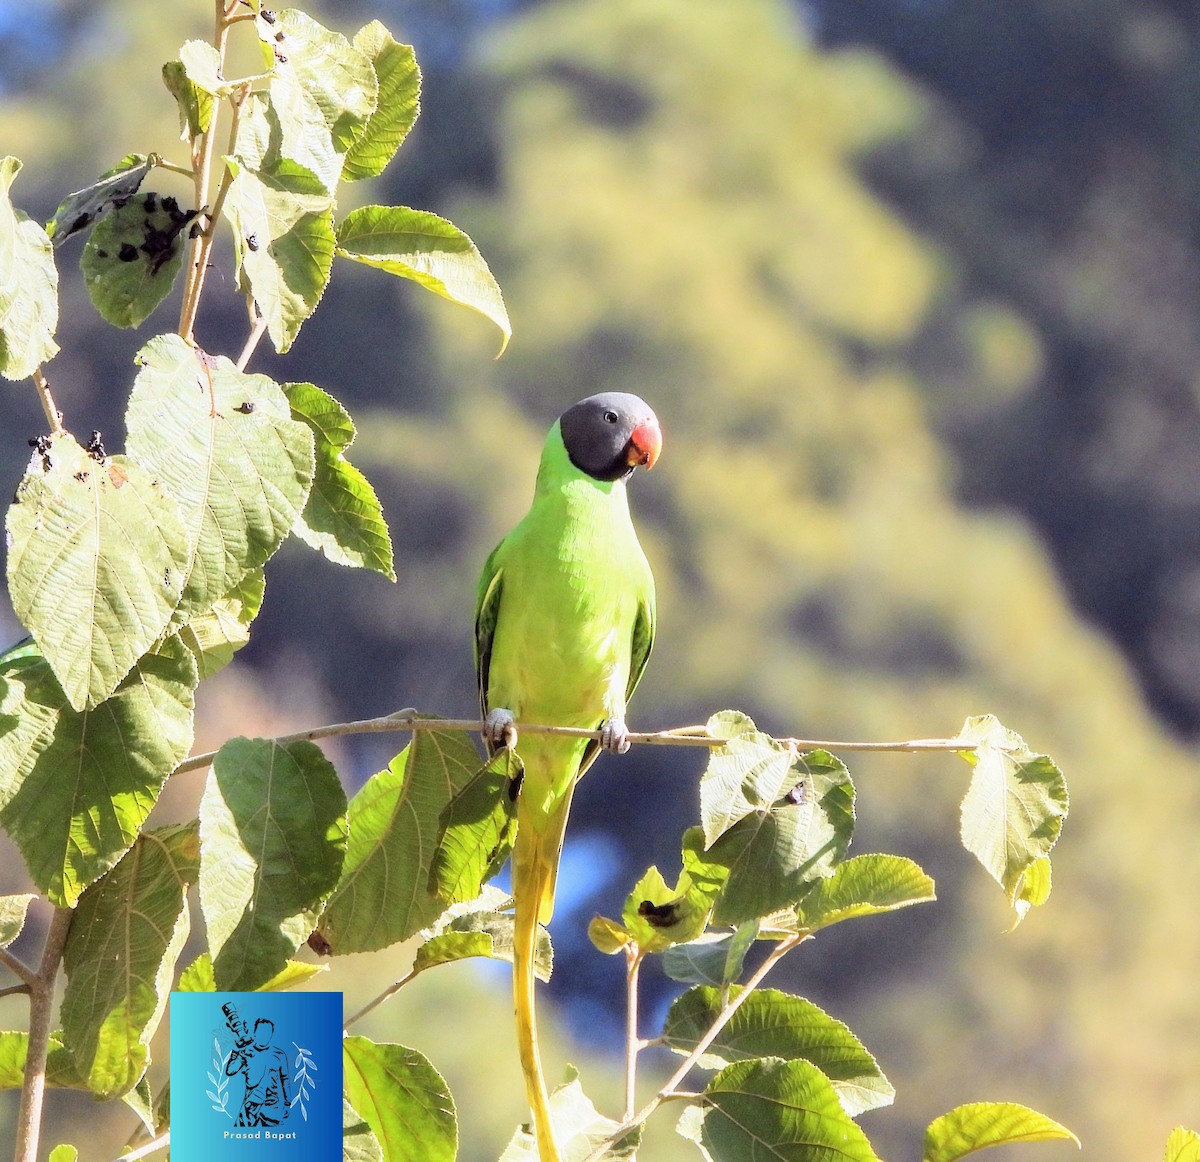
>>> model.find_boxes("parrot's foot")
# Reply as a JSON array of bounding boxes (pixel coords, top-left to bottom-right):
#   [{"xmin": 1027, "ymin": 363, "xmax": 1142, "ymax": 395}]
[
  {"xmin": 484, "ymin": 707, "xmax": 518, "ymax": 751},
  {"xmin": 599, "ymin": 717, "xmax": 632, "ymax": 755}
]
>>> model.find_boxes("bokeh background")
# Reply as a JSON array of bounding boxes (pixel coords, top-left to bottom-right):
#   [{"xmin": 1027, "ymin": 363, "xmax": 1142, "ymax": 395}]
[{"xmin": 2, "ymin": 0, "xmax": 1200, "ymax": 1158}]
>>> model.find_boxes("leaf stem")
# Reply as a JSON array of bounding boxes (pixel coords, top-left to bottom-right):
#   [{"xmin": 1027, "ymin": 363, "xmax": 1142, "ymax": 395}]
[
  {"xmin": 343, "ymin": 968, "xmax": 419, "ymax": 1030},
  {"xmin": 236, "ymin": 310, "xmax": 269, "ymax": 371},
  {"xmin": 152, "ymin": 159, "xmax": 197, "ymax": 179},
  {"xmin": 0, "ymin": 983, "xmax": 31, "ymax": 1000},
  {"xmin": 172, "ymin": 709, "xmax": 976, "ymax": 777},
  {"xmin": 114, "ymin": 1130, "xmax": 171, "ymax": 1162},
  {"xmin": 0, "ymin": 946, "xmax": 37, "ymax": 989},
  {"xmin": 31, "ymin": 368, "xmax": 64, "ymax": 436},
  {"xmin": 13, "ymin": 907, "xmax": 73, "ymax": 1162},
  {"xmin": 624, "ymin": 950, "xmax": 643, "ymax": 1121},
  {"xmin": 580, "ymin": 933, "xmax": 805, "ymax": 1162}
]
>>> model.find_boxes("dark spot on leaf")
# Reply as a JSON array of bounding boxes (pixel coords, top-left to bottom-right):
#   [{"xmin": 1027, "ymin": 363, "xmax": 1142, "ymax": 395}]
[
  {"xmin": 143, "ymin": 192, "xmax": 157, "ymax": 213},
  {"xmin": 164, "ymin": 568, "xmax": 171, "ymax": 587},
  {"xmin": 112, "ymin": 196, "xmax": 130, "ymax": 209},
  {"xmin": 508, "ymin": 767, "xmax": 524, "ymax": 802},
  {"xmin": 261, "ymin": 6, "xmax": 276, "ymax": 23},
  {"xmin": 307, "ymin": 930, "xmax": 331, "ymax": 956},
  {"xmin": 86, "ymin": 431, "xmax": 106, "ymax": 460},
  {"xmin": 246, "ymin": 233, "xmax": 259, "ymax": 251},
  {"xmin": 274, "ymin": 50, "xmax": 288, "ymax": 63},
  {"xmin": 118, "ymin": 243, "xmax": 139, "ymax": 262},
  {"xmin": 274, "ymin": 30, "xmax": 285, "ymax": 42},
  {"xmin": 108, "ymin": 464, "xmax": 128, "ymax": 489},
  {"xmin": 95, "ymin": 249, "xmax": 108, "ymax": 258},
  {"xmin": 234, "ymin": 401, "xmax": 255, "ymax": 414},
  {"xmin": 161, "ymin": 195, "xmax": 179, "ymax": 215},
  {"xmin": 637, "ymin": 899, "xmax": 680, "ymax": 928},
  {"xmin": 785, "ymin": 781, "xmax": 808, "ymax": 806},
  {"xmin": 70, "ymin": 212, "xmax": 91, "ymax": 233},
  {"xmin": 74, "ymin": 471, "xmax": 89, "ymax": 483}
]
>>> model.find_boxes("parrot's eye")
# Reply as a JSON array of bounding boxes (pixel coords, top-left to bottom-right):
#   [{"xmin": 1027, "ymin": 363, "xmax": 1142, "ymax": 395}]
[{"xmin": 603, "ymin": 410, "xmax": 618, "ymax": 423}]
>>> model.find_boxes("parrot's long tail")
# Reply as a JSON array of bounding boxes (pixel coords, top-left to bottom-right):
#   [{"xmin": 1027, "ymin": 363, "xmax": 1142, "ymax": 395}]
[{"xmin": 512, "ymin": 784, "xmax": 576, "ymax": 1162}]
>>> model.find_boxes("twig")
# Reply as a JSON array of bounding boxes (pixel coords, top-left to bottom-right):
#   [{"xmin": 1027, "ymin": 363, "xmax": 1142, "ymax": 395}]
[
  {"xmin": 14, "ymin": 907, "xmax": 73, "ymax": 1162},
  {"xmin": 343, "ymin": 968, "xmax": 419, "ymax": 1030},
  {"xmin": 0, "ymin": 947, "xmax": 37, "ymax": 989},
  {"xmin": 0, "ymin": 983, "xmax": 30, "ymax": 1000},
  {"xmin": 624, "ymin": 950, "xmax": 644, "ymax": 1121},
  {"xmin": 171, "ymin": 708, "xmax": 976, "ymax": 777},
  {"xmin": 152, "ymin": 159, "xmax": 196, "ymax": 178},
  {"xmin": 580, "ymin": 933, "xmax": 806, "ymax": 1162},
  {"xmin": 113, "ymin": 1131, "xmax": 170, "ymax": 1162},
  {"xmin": 236, "ymin": 311, "xmax": 269, "ymax": 371},
  {"xmin": 31, "ymin": 368, "xmax": 63, "ymax": 436}
]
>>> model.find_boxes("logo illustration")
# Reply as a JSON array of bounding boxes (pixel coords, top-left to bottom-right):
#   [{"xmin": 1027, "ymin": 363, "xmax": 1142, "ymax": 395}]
[{"xmin": 171, "ymin": 990, "xmax": 342, "ymax": 1159}]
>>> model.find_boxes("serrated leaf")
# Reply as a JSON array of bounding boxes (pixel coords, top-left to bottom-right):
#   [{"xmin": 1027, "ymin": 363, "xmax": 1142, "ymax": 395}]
[
  {"xmin": 414, "ymin": 888, "xmax": 551, "ymax": 981},
  {"xmin": 344, "ymin": 1098, "xmax": 384, "ymax": 1162},
  {"xmin": 176, "ymin": 570, "xmax": 266, "ymax": 680},
  {"xmin": 316, "ymin": 727, "xmax": 483, "ymax": 954},
  {"xmin": 176, "ymin": 951, "xmax": 327, "ymax": 993},
  {"xmin": 691, "ymin": 751, "xmax": 855, "ymax": 927},
  {"xmin": 0, "ymin": 640, "xmax": 195, "ymax": 906},
  {"xmin": 1166, "ymin": 1128, "xmax": 1200, "ymax": 1162},
  {"xmin": 500, "ymin": 1076, "xmax": 641, "ymax": 1162},
  {"xmin": 923, "ymin": 1102, "xmax": 1079, "ymax": 1162},
  {"xmin": 0, "ymin": 1031, "xmax": 88, "ymax": 1090},
  {"xmin": 794, "ymin": 853, "xmax": 936, "ymax": 932},
  {"xmin": 335, "ymin": 205, "xmax": 510, "ymax": 354},
  {"xmin": 199, "ymin": 737, "xmax": 347, "ymax": 990},
  {"xmin": 664, "ymin": 986, "xmax": 894, "ymax": 1116},
  {"xmin": 261, "ymin": 9, "xmax": 378, "ymax": 155},
  {"xmin": 224, "ymin": 156, "xmax": 335, "ymax": 352},
  {"xmin": 1006, "ymin": 854, "xmax": 1052, "ymax": 932},
  {"xmin": 621, "ymin": 864, "xmax": 713, "ymax": 953},
  {"xmin": 122, "ymin": 1074, "xmax": 157, "ymax": 1135},
  {"xmin": 60, "ymin": 823, "xmax": 198, "ymax": 1098},
  {"xmin": 247, "ymin": 70, "xmax": 344, "ymax": 193},
  {"xmin": 700, "ymin": 722, "xmax": 803, "ymax": 847},
  {"xmin": 162, "ymin": 60, "xmax": 213, "ymax": 140},
  {"xmin": 81, "ymin": 193, "xmax": 191, "ymax": 328},
  {"xmin": 125, "ymin": 332, "xmax": 315, "ymax": 622},
  {"xmin": 0, "ymin": 156, "xmax": 59, "ymax": 378},
  {"xmin": 342, "ymin": 23, "xmax": 420, "ymax": 181},
  {"xmin": 45, "ymin": 154, "xmax": 152, "ymax": 246},
  {"xmin": 957, "ymin": 716, "xmax": 1068, "ymax": 920},
  {"xmin": 0, "ymin": 893, "xmax": 35, "ymax": 948},
  {"xmin": 692, "ymin": 1057, "xmax": 881, "ymax": 1162},
  {"xmin": 661, "ymin": 922, "xmax": 759, "ymax": 987},
  {"xmin": 285, "ymin": 382, "xmax": 394, "ymax": 578},
  {"xmin": 179, "ymin": 39, "xmax": 235, "ymax": 97},
  {"xmin": 343, "ymin": 1037, "xmax": 456, "ymax": 1162},
  {"xmin": 587, "ymin": 915, "xmax": 632, "ymax": 955},
  {"xmin": 428, "ymin": 748, "xmax": 520, "ymax": 905},
  {"xmin": 5, "ymin": 432, "xmax": 188, "ymax": 709}
]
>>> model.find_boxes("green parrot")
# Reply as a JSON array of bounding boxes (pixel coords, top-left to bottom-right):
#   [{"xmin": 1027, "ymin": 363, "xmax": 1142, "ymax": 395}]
[{"xmin": 475, "ymin": 392, "xmax": 661, "ymax": 1161}]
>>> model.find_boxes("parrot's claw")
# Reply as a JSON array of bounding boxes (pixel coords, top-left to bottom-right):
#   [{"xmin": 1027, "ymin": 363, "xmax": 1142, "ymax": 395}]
[
  {"xmin": 484, "ymin": 707, "xmax": 518, "ymax": 751},
  {"xmin": 599, "ymin": 718, "xmax": 632, "ymax": 755}
]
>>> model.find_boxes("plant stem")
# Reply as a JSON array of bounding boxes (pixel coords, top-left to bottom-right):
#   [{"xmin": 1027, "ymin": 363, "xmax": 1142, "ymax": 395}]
[
  {"xmin": 13, "ymin": 907, "xmax": 73, "ymax": 1162},
  {"xmin": 153, "ymin": 159, "xmax": 196, "ymax": 178},
  {"xmin": 31, "ymin": 368, "xmax": 64, "ymax": 435},
  {"xmin": 580, "ymin": 934, "xmax": 805, "ymax": 1162},
  {"xmin": 0, "ymin": 947, "xmax": 37, "ymax": 989},
  {"xmin": 343, "ymin": 968, "xmax": 419, "ymax": 1029},
  {"xmin": 172, "ymin": 708, "xmax": 976, "ymax": 777},
  {"xmin": 236, "ymin": 310, "xmax": 269, "ymax": 371},
  {"xmin": 114, "ymin": 1130, "xmax": 171, "ymax": 1162},
  {"xmin": 624, "ymin": 951, "xmax": 643, "ymax": 1121}
]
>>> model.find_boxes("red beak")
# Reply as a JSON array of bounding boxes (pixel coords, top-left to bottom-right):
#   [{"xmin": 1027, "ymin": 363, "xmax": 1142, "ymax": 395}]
[{"xmin": 626, "ymin": 418, "xmax": 662, "ymax": 470}]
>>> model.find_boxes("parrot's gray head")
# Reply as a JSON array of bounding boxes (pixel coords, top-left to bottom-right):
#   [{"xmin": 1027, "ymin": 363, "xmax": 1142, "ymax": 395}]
[{"xmin": 559, "ymin": 392, "xmax": 662, "ymax": 482}]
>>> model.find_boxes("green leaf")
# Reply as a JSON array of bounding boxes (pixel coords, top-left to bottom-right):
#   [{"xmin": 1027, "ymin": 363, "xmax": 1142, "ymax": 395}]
[
  {"xmin": 664, "ymin": 986, "xmax": 894, "ymax": 1116},
  {"xmin": 285, "ymin": 382, "xmax": 394, "ymax": 578},
  {"xmin": 413, "ymin": 886, "xmax": 552, "ymax": 981},
  {"xmin": 162, "ymin": 60, "xmax": 213, "ymax": 140},
  {"xmin": 0, "ymin": 1031, "xmax": 90, "ymax": 1090},
  {"xmin": 689, "ymin": 751, "xmax": 856, "ymax": 927},
  {"xmin": 5, "ymin": 432, "xmax": 189, "ymax": 709},
  {"xmin": 316, "ymin": 727, "xmax": 483, "ymax": 955},
  {"xmin": 199, "ymin": 738, "xmax": 347, "ymax": 991},
  {"xmin": 0, "ymin": 640, "xmax": 196, "ymax": 906},
  {"xmin": 48, "ymin": 1147, "xmax": 77, "ymax": 1162},
  {"xmin": 0, "ymin": 893, "xmax": 35, "ymax": 948},
  {"xmin": 923, "ymin": 1102, "xmax": 1079, "ymax": 1162},
  {"xmin": 689, "ymin": 1057, "xmax": 881, "ymax": 1162},
  {"xmin": 60, "ymin": 824, "xmax": 198, "ymax": 1098},
  {"xmin": 957, "ymin": 716, "xmax": 1068, "ymax": 921},
  {"xmin": 335, "ymin": 205, "xmax": 510, "ymax": 354},
  {"xmin": 125, "ymin": 332, "xmax": 315, "ymax": 622},
  {"xmin": 344, "ymin": 1098, "xmax": 384, "ymax": 1162},
  {"xmin": 661, "ymin": 922, "xmax": 759, "ymax": 987},
  {"xmin": 81, "ymin": 193, "xmax": 192, "ymax": 328},
  {"xmin": 794, "ymin": 853, "xmax": 936, "ymax": 932},
  {"xmin": 0, "ymin": 157, "xmax": 59, "ymax": 378},
  {"xmin": 176, "ymin": 570, "xmax": 266, "ymax": 680},
  {"xmin": 342, "ymin": 23, "xmax": 420, "ymax": 181},
  {"xmin": 177, "ymin": 951, "xmax": 327, "ymax": 993},
  {"xmin": 500, "ymin": 1076, "xmax": 641, "ymax": 1161},
  {"xmin": 243, "ymin": 71, "xmax": 343, "ymax": 194},
  {"xmin": 620, "ymin": 864, "xmax": 713, "ymax": 953},
  {"xmin": 260, "ymin": 9, "xmax": 378, "ymax": 155},
  {"xmin": 428, "ymin": 748, "xmax": 521, "ymax": 905},
  {"xmin": 1166, "ymin": 1128, "xmax": 1200, "ymax": 1162},
  {"xmin": 343, "ymin": 1037, "xmax": 457, "ymax": 1162},
  {"xmin": 587, "ymin": 914, "xmax": 632, "ymax": 955},
  {"xmin": 178, "ymin": 39, "xmax": 236, "ymax": 97},
  {"xmin": 224, "ymin": 156, "xmax": 335, "ymax": 352},
  {"xmin": 122, "ymin": 1075, "xmax": 157, "ymax": 1135},
  {"xmin": 45, "ymin": 154, "xmax": 152, "ymax": 246}
]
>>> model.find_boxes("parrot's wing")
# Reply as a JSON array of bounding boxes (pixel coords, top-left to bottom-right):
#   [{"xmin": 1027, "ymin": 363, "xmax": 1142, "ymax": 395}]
[
  {"xmin": 626, "ymin": 591, "xmax": 655, "ymax": 703},
  {"xmin": 474, "ymin": 542, "xmax": 505, "ymax": 721}
]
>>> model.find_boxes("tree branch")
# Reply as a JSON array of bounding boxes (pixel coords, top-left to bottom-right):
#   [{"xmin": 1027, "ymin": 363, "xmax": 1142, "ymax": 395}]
[
  {"xmin": 0, "ymin": 946, "xmax": 37, "ymax": 989},
  {"xmin": 31, "ymin": 368, "xmax": 63, "ymax": 436},
  {"xmin": 343, "ymin": 967, "xmax": 419, "ymax": 1030},
  {"xmin": 113, "ymin": 1130, "xmax": 170, "ymax": 1162},
  {"xmin": 624, "ymin": 950, "xmax": 644, "ymax": 1121}
]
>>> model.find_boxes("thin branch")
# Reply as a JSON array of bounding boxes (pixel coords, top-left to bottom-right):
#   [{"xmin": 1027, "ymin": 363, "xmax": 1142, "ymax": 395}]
[
  {"xmin": 0, "ymin": 983, "xmax": 30, "ymax": 1000},
  {"xmin": 31, "ymin": 368, "xmax": 63, "ymax": 436},
  {"xmin": 14, "ymin": 907, "xmax": 73, "ymax": 1162},
  {"xmin": 113, "ymin": 1131, "xmax": 170, "ymax": 1162},
  {"xmin": 624, "ymin": 951, "xmax": 643, "ymax": 1121},
  {"xmin": 236, "ymin": 310, "xmax": 269, "ymax": 371},
  {"xmin": 152, "ymin": 159, "xmax": 196, "ymax": 178},
  {"xmin": 0, "ymin": 946, "xmax": 37, "ymax": 989},
  {"xmin": 580, "ymin": 934, "xmax": 806, "ymax": 1162},
  {"xmin": 171, "ymin": 708, "xmax": 975, "ymax": 777},
  {"xmin": 343, "ymin": 968, "xmax": 419, "ymax": 1030}
]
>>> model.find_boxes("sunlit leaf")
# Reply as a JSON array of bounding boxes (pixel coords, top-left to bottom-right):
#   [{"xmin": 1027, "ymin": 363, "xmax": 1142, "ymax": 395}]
[
  {"xmin": 500, "ymin": 1076, "xmax": 640, "ymax": 1161},
  {"xmin": 413, "ymin": 886, "xmax": 551, "ymax": 981},
  {"xmin": 177, "ymin": 951, "xmax": 327, "ymax": 993},
  {"xmin": 794, "ymin": 853, "xmax": 936, "ymax": 932},
  {"xmin": 176, "ymin": 570, "xmax": 266, "ymax": 680},
  {"xmin": 0, "ymin": 894, "xmax": 35, "ymax": 949},
  {"xmin": 661, "ymin": 922, "xmax": 758, "ymax": 987},
  {"xmin": 199, "ymin": 738, "xmax": 347, "ymax": 990},
  {"xmin": 923, "ymin": 1102, "xmax": 1079, "ymax": 1162},
  {"xmin": 342, "ymin": 22, "xmax": 420, "ymax": 181},
  {"xmin": 344, "ymin": 1098, "xmax": 384, "ymax": 1162},
  {"xmin": 1166, "ymin": 1128, "xmax": 1200, "ymax": 1162},
  {"xmin": 162, "ymin": 60, "xmax": 213, "ymax": 140},
  {"xmin": 44, "ymin": 154, "xmax": 152, "ymax": 246},
  {"xmin": 178, "ymin": 39, "xmax": 236, "ymax": 98},
  {"xmin": 0, "ymin": 157, "xmax": 58, "ymax": 378},
  {"xmin": 587, "ymin": 915, "xmax": 632, "ymax": 956},
  {"xmin": 0, "ymin": 1031, "xmax": 89, "ymax": 1090},
  {"xmin": 620, "ymin": 864, "xmax": 713, "ymax": 953}
]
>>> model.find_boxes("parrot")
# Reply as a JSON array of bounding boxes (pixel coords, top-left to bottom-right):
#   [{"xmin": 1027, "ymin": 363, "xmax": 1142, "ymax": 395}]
[{"xmin": 474, "ymin": 392, "xmax": 661, "ymax": 1162}]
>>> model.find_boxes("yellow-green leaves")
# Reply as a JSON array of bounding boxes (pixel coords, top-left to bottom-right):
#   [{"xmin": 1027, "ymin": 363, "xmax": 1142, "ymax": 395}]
[
  {"xmin": 793, "ymin": 853, "xmax": 936, "ymax": 933},
  {"xmin": 500, "ymin": 1075, "xmax": 641, "ymax": 1161},
  {"xmin": 0, "ymin": 157, "xmax": 58, "ymax": 379},
  {"xmin": 343, "ymin": 23, "xmax": 421, "ymax": 181},
  {"xmin": 1166, "ymin": 1128, "xmax": 1200, "ymax": 1162},
  {"xmin": 923, "ymin": 1103, "xmax": 1079, "ymax": 1161}
]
